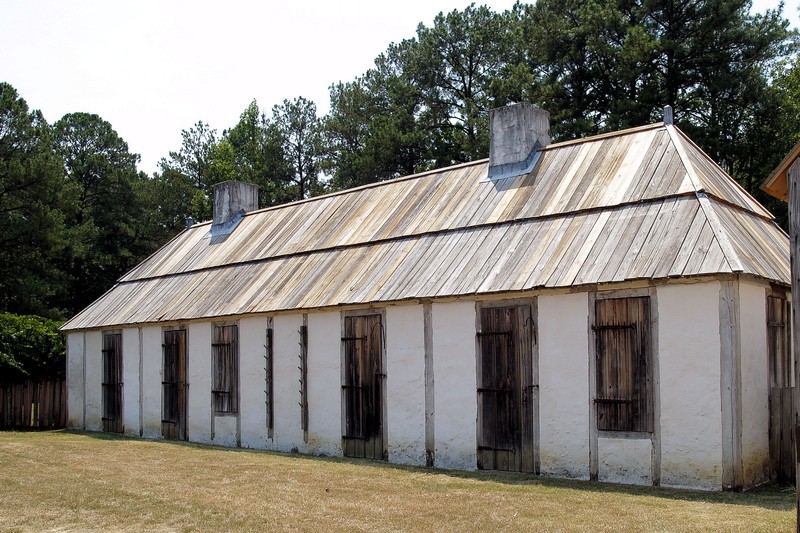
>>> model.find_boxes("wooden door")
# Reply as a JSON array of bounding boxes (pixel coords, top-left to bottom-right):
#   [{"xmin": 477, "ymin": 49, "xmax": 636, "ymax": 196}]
[
  {"xmin": 162, "ymin": 329, "xmax": 187, "ymax": 440},
  {"xmin": 767, "ymin": 295, "xmax": 794, "ymax": 483},
  {"xmin": 477, "ymin": 305, "xmax": 536, "ymax": 472},
  {"xmin": 101, "ymin": 332, "xmax": 123, "ymax": 433},
  {"xmin": 342, "ymin": 314, "xmax": 385, "ymax": 460}
]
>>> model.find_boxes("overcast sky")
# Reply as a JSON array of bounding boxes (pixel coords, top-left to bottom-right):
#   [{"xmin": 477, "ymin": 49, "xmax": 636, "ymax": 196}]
[{"xmin": 2, "ymin": 0, "xmax": 798, "ymax": 175}]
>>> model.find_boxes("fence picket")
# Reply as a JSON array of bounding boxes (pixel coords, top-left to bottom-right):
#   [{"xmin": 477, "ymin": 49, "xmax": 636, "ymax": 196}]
[{"xmin": 0, "ymin": 380, "xmax": 66, "ymax": 429}]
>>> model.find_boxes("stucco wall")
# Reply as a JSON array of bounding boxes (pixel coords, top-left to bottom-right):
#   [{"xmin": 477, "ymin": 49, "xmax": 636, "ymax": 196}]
[
  {"xmin": 598, "ymin": 437, "xmax": 652, "ymax": 485},
  {"xmin": 84, "ymin": 330, "xmax": 102, "ymax": 431},
  {"xmin": 66, "ymin": 332, "xmax": 85, "ymax": 428},
  {"xmin": 307, "ymin": 311, "xmax": 342, "ymax": 456},
  {"xmin": 432, "ymin": 301, "xmax": 477, "ymax": 470},
  {"xmin": 739, "ymin": 282, "xmax": 769, "ymax": 487},
  {"xmin": 140, "ymin": 326, "xmax": 161, "ymax": 439},
  {"xmin": 187, "ymin": 322, "xmax": 212, "ymax": 443},
  {"xmin": 386, "ymin": 305, "xmax": 426, "ymax": 466},
  {"xmin": 121, "ymin": 328, "xmax": 141, "ymax": 436},
  {"xmin": 658, "ymin": 282, "xmax": 723, "ymax": 490},
  {"xmin": 272, "ymin": 314, "xmax": 305, "ymax": 452},
  {"xmin": 538, "ymin": 292, "xmax": 590, "ymax": 479},
  {"xmin": 239, "ymin": 316, "xmax": 269, "ymax": 449}
]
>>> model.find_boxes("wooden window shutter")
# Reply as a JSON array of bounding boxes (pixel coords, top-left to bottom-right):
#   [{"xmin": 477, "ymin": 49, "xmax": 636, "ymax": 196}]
[
  {"xmin": 212, "ymin": 324, "xmax": 239, "ymax": 414},
  {"xmin": 594, "ymin": 297, "xmax": 651, "ymax": 433}
]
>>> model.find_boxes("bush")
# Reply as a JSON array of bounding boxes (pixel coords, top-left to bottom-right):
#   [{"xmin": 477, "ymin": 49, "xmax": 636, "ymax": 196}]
[{"xmin": 0, "ymin": 313, "xmax": 65, "ymax": 384}]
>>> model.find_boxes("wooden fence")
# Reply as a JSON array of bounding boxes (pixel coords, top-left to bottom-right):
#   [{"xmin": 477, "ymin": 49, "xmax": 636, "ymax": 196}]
[{"xmin": 0, "ymin": 380, "xmax": 66, "ymax": 429}]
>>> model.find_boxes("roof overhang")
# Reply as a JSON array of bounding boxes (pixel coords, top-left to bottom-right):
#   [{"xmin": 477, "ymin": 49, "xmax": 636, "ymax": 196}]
[{"xmin": 761, "ymin": 140, "xmax": 800, "ymax": 202}]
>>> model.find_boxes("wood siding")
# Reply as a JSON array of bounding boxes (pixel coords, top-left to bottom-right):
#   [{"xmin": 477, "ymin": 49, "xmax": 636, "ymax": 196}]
[{"xmin": 767, "ymin": 294, "xmax": 795, "ymax": 483}]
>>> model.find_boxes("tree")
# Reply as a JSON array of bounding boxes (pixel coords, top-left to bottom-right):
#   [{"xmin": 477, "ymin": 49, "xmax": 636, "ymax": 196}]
[
  {"xmin": 414, "ymin": 4, "xmax": 510, "ymax": 164},
  {"xmin": 272, "ymin": 96, "xmax": 322, "ymax": 200},
  {"xmin": 322, "ymin": 79, "xmax": 380, "ymax": 190},
  {"xmin": 0, "ymin": 82, "xmax": 67, "ymax": 317},
  {"xmin": 52, "ymin": 112, "xmax": 148, "ymax": 314},
  {"xmin": 159, "ymin": 120, "xmax": 217, "ymax": 191},
  {"xmin": 223, "ymin": 100, "xmax": 293, "ymax": 207}
]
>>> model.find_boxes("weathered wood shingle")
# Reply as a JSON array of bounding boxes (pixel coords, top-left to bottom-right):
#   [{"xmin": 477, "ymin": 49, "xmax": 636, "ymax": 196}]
[{"xmin": 62, "ymin": 123, "xmax": 789, "ymax": 330}]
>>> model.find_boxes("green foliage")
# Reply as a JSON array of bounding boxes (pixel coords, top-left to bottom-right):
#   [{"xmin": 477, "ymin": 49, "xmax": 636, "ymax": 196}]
[
  {"xmin": 0, "ymin": 82, "xmax": 68, "ymax": 318},
  {"xmin": 272, "ymin": 96, "xmax": 323, "ymax": 200},
  {"xmin": 0, "ymin": 312, "xmax": 65, "ymax": 384},
  {"xmin": 52, "ymin": 112, "xmax": 152, "ymax": 314}
]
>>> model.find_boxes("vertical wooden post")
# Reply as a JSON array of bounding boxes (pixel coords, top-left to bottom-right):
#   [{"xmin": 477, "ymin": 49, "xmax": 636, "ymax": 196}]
[{"xmin": 787, "ymin": 158, "xmax": 800, "ymax": 532}]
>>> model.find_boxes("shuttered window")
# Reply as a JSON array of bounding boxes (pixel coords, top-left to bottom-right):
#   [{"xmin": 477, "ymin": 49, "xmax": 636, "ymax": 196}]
[
  {"xmin": 101, "ymin": 331, "xmax": 123, "ymax": 433},
  {"xmin": 212, "ymin": 324, "xmax": 238, "ymax": 414},
  {"xmin": 594, "ymin": 297, "xmax": 652, "ymax": 433}
]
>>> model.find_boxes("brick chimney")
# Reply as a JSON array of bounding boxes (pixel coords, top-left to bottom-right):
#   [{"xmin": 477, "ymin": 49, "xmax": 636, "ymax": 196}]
[
  {"xmin": 211, "ymin": 181, "xmax": 258, "ymax": 238},
  {"xmin": 488, "ymin": 103, "xmax": 550, "ymax": 180}
]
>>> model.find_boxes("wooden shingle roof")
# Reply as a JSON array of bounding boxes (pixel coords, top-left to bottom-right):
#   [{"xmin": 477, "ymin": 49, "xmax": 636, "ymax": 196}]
[{"xmin": 62, "ymin": 123, "xmax": 789, "ymax": 330}]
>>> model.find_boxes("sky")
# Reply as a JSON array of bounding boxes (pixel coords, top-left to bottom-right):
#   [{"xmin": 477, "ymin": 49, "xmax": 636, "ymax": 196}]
[{"xmin": 2, "ymin": 0, "xmax": 798, "ymax": 175}]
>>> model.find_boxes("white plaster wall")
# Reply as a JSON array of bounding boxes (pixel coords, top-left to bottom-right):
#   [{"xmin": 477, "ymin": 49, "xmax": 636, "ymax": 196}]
[
  {"xmin": 538, "ymin": 292, "xmax": 590, "ymax": 479},
  {"xmin": 598, "ymin": 438, "xmax": 652, "ymax": 485},
  {"xmin": 272, "ymin": 314, "xmax": 305, "ymax": 452},
  {"xmin": 188, "ymin": 322, "xmax": 212, "ymax": 444},
  {"xmin": 66, "ymin": 332, "xmax": 85, "ymax": 429},
  {"xmin": 386, "ymin": 305, "xmax": 426, "ymax": 466},
  {"xmin": 307, "ymin": 311, "xmax": 342, "ymax": 456},
  {"xmin": 432, "ymin": 301, "xmax": 477, "ymax": 470},
  {"xmin": 658, "ymin": 282, "xmax": 723, "ymax": 490},
  {"xmin": 84, "ymin": 330, "xmax": 102, "ymax": 430},
  {"xmin": 739, "ymin": 282, "xmax": 769, "ymax": 487},
  {"xmin": 212, "ymin": 415, "xmax": 238, "ymax": 447},
  {"xmin": 139, "ymin": 326, "xmax": 162, "ymax": 438},
  {"xmin": 239, "ymin": 316, "xmax": 269, "ymax": 449},
  {"xmin": 121, "ymin": 328, "xmax": 141, "ymax": 436}
]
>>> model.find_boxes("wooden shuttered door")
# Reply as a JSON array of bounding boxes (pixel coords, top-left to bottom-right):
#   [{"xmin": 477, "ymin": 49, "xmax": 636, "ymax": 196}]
[
  {"xmin": 477, "ymin": 305, "xmax": 535, "ymax": 472},
  {"xmin": 341, "ymin": 314, "xmax": 385, "ymax": 460},
  {"xmin": 101, "ymin": 332, "xmax": 123, "ymax": 433},
  {"xmin": 594, "ymin": 297, "xmax": 652, "ymax": 433},
  {"xmin": 767, "ymin": 294, "xmax": 794, "ymax": 483},
  {"xmin": 212, "ymin": 324, "xmax": 239, "ymax": 414},
  {"xmin": 162, "ymin": 329, "xmax": 187, "ymax": 440}
]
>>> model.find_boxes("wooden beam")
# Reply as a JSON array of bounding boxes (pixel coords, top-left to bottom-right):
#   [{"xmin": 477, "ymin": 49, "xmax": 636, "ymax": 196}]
[{"xmin": 787, "ymin": 157, "xmax": 800, "ymax": 531}]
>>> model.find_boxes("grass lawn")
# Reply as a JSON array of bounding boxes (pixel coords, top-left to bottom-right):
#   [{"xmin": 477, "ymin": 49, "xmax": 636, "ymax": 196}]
[{"xmin": 0, "ymin": 430, "xmax": 793, "ymax": 532}]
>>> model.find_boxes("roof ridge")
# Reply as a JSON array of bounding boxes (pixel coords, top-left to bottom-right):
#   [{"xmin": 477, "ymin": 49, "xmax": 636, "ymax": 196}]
[{"xmin": 541, "ymin": 122, "xmax": 666, "ymax": 150}]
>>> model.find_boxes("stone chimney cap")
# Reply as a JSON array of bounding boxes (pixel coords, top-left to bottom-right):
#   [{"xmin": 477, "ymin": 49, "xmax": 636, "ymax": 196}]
[
  {"xmin": 211, "ymin": 181, "xmax": 258, "ymax": 241},
  {"xmin": 488, "ymin": 103, "xmax": 550, "ymax": 181}
]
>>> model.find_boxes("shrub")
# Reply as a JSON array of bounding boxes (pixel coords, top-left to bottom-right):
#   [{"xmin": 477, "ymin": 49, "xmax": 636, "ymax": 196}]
[{"xmin": 0, "ymin": 313, "xmax": 65, "ymax": 384}]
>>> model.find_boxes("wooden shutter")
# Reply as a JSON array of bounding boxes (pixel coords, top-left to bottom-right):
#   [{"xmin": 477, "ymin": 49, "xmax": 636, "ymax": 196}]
[
  {"xmin": 477, "ymin": 305, "xmax": 535, "ymax": 472},
  {"xmin": 594, "ymin": 297, "xmax": 651, "ymax": 433},
  {"xmin": 212, "ymin": 324, "xmax": 238, "ymax": 414},
  {"xmin": 101, "ymin": 332, "xmax": 123, "ymax": 433},
  {"xmin": 342, "ymin": 314, "xmax": 384, "ymax": 460},
  {"xmin": 162, "ymin": 329, "xmax": 186, "ymax": 439}
]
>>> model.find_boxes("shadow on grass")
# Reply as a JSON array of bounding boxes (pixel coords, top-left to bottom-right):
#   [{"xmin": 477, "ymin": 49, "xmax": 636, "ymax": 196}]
[{"xmin": 68, "ymin": 429, "xmax": 795, "ymax": 512}]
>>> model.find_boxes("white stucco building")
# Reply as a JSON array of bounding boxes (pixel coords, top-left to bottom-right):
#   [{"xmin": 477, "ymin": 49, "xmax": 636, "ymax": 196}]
[{"xmin": 62, "ymin": 104, "xmax": 791, "ymax": 490}]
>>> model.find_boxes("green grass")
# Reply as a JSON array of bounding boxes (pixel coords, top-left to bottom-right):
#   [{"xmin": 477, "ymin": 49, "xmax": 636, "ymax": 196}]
[{"xmin": 0, "ymin": 430, "xmax": 794, "ymax": 532}]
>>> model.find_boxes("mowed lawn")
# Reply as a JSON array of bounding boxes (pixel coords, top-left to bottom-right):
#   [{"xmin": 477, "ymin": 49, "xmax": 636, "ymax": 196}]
[{"xmin": 0, "ymin": 431, "xmax": 793, "ymax": 532}]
